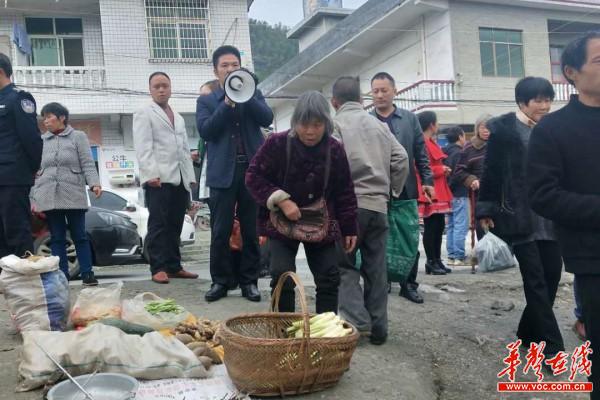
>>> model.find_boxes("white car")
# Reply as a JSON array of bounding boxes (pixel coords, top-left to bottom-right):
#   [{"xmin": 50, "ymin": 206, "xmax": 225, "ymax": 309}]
[{"xmin": 87, "ymin": 189, "xmax": 195, "ymax": 260}]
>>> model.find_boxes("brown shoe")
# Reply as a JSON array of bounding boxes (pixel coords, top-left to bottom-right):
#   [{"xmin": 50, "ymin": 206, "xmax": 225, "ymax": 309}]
[
  {"xmin": 152, "ymin": 271, "xmax": 170, "ymax": 284},
  {"xmin": 168, "ymin": 269, "xmax": 198, "ymax": 279},
  {"xmin": 573, "ymin": 320, "xmax": 586, "ymax": 341}
]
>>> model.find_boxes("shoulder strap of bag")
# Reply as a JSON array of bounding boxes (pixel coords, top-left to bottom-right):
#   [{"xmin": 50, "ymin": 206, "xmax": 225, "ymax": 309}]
[
  {"xmin": 282, "ymin": 133, "xmax": 292, "ymax": 189},
  {"xmin": 323, "ymin": 139, "xmax": 331, "ymax": 192}
]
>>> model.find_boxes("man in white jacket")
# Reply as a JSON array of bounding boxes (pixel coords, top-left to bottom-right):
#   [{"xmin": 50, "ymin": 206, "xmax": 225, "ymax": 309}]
[
  {"xmin": 332, "ymin": 76, "xmax": 409, "ymax": 345},
  {"xmin": 133, "ymin": 72, "xmax": 197, "ymax": 284}
]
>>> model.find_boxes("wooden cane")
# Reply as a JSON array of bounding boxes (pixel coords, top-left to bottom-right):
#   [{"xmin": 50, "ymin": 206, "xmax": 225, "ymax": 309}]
[{"xmin": 469, "ymin": 190, "xmax": 477, "ymax": 274}]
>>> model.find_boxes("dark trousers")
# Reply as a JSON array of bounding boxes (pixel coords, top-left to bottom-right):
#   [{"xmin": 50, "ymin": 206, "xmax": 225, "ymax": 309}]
[
  {"xmin": 270, "ymin": 239, "xmax": 340, "ymax": 313},
  {"xmin": 145, "ymin": 183, "xmax": 188, "ymax": 275},
  {"xmin": 423, "ymin": 213, "xmax": 445, "ymax": 261},
  {"xmin": 513, "ymin": 240, "xmax": 564, "ymax": 355},
  {"xmin": 576, "ymin": 273, "xmax": 600, "ymax": 400},
  {"xmin": 339, "ymin": 209, "xmax": 389, "ymax": 337},
  {"xmin": 209, "ymin": 162, "xmax": 259, "ymax": 287},
  {"xmin": 402, "ymin": 252, "xmax": 420, "ymax": 289},
  {"xmin": 0, "ymin": 185, "xmax": 33, "ymax": 259},
  {"xmin": 45, "ymin": 210, "xmax": 93, "ymax": 278}
]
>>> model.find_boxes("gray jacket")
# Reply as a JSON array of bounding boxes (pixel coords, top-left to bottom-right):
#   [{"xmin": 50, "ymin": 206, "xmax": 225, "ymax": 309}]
[
  {"xmin": 334, "ymin": 102, "xmax": 409, "ymax": 214},
  {"xmin": 32, "ymin": 125, "xmax": 100, "ymax": 211},
  {"xmin": 371, "ymin": 107, "xmax": 433, "ymax": 199}
]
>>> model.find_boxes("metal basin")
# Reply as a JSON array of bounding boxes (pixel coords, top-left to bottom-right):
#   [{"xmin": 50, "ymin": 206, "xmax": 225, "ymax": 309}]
[{"xmin": 47, "ymin": 373, "xmax": 139, "ymax": 400}]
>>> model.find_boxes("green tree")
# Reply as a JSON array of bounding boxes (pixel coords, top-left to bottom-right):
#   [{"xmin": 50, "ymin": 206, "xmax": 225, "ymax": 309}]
[{"xmin": 250, "ymin": 19, "xmax": 299, "ymax": 82}]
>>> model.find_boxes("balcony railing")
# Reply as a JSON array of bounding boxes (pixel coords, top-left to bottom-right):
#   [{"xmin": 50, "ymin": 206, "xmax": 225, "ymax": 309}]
[
  {"xmin": 365, "ymin": 80, "xmax": 456, "ymax": 112},
  {"xmin": 12, "ymin": 67, "xmax": 106, "ymax": 90},
  {"xmin": 553, "ymin": 82, "xmax": 577, "ymax": 102}
]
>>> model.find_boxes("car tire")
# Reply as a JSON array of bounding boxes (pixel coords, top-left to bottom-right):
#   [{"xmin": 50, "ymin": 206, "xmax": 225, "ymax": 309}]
[{"xmin": 33, "ymin": 233, "xmax": 81, "ymax": 279}]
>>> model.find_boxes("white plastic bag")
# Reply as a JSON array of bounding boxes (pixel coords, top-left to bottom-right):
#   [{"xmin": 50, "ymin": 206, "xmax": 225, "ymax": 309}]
[
  {"xmin": 122, "ymin": 292, "xmax": 191, "ymax": 330},
  {"xmin": 475, "ymin": 232, "xmax": 516, "ymax": 272},
  {"xmin": 70, "ymin": 282, "xmax": 123, "ymax": 327},
  {"xmin": 18, "ymin": 324, "xmax": 208, "ymax": 392},
  {"xmin": 0, "ymin": 255, "xmax": 68, "ymax": 332}
]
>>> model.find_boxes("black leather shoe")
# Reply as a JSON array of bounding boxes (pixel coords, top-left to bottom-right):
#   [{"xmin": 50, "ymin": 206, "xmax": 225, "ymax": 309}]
[
  {"xmin": 400, "ymin": 286, "xmax": 424, "ymax": 304},
  {"xmin": 241, "ymin": 283, "xmax": 261, "ymax": 302},
  {"xmin": 425, "ymin": 260, "xmax": 447, "ymax": 275},
  {"xmin": 370, "ymin": 334, "xmax": 387, "ymax": 345},
  {"xmin": 205, "ymin": 283, "xmax": 228, "ymax": 302},
  {"xmin": 436, "ymin": 259, "xmax": 452, "ymax": 273}
]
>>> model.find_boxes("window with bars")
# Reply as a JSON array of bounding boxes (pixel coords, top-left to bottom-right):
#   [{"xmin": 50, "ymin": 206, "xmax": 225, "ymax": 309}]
[
  {"xmin": 145, "ymin": 0, "xmax": 209, "ymax": 61},
  {"xmin": 479, "ymin": 28, "xmax": 524, "ymax": 78},
  {"xmin": 550, "ymin": 46, "xmax": 566, "ymax": 83},
  {"xmin": 25, "ymin": 17, "xmax": 84, "ymax": 66}
]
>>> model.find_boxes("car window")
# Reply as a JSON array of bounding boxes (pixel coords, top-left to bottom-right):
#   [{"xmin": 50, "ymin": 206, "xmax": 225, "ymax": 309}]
[{"xmin": 89, "ymin": 190, "xmax": 127, "ymax": 211}]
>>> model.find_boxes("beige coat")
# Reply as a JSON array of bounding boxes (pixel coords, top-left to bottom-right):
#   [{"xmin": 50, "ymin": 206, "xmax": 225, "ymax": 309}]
[
  {"xmin": 32, "ymin": 126, "xmax": 100, "ymax": 211},
  {"xmin": 133, "ymin": 102, "xmax": 195, "ymax": 191},
  {"xmin": 334, "ymin": 101, "xmax": 409, "ymax": 214}
]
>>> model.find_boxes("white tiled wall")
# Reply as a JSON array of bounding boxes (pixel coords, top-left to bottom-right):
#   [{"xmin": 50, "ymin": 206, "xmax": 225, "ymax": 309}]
[
  {"xmin": 0, "ymin": 11, "xmax": 104, "ymax": 68},
  {"xmin": 98, "ymin": 0, "xmax": 253, "ymax": 114},
  {"xmin": 83, "ymin": 15, "xmax": 105, "ymax": 67},
  {"xmin": 1, "ymin": 0, "xmax": 253, "ymax": 116}
]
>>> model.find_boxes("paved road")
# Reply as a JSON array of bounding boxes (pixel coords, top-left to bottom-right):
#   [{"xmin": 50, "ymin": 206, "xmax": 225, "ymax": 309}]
[{"xmin": 82, "ymin": 229, "xmax": 477, "ymax": 288}]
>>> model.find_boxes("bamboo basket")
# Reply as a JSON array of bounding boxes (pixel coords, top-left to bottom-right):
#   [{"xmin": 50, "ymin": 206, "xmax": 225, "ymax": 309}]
[{"xmin": 218, "ymin": 271, "xmax": 359, "ymax": 397}]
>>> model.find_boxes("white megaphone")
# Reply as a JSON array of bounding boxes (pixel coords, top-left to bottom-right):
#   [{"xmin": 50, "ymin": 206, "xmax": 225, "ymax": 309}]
[{"xmin": 224, "ymin": 68, "xmax": 257, "ymax": 104}]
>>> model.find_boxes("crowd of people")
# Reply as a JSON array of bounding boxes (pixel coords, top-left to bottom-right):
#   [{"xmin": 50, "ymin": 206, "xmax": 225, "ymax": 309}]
[{"xmin": 0, "ymin": 30, "xmax": 599, "ymax": 398}]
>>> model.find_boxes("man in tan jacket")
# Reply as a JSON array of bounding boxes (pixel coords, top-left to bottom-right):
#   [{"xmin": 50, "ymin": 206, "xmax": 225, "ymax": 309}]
[{"xmin": 332, "ymin": 76, "xmax": 409, "ymax": 345}]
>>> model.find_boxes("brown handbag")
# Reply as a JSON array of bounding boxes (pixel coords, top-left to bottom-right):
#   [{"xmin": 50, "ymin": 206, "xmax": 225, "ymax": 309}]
[{"xmin": 269, "ymin": 134, "xmax": 331, "ymax": 243}]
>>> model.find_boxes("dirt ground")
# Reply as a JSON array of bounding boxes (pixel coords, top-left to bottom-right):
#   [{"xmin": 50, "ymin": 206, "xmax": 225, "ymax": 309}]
[{"xmin": 0, "ymin": 258, "xmax": 591, "ymax": 399}]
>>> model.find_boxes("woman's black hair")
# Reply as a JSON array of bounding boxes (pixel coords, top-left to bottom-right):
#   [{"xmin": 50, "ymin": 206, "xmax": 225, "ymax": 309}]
[
  {"xmin": 418, "ymin": 111, "xmax": 437, "ymax": 132},
  {"xmin": 514, "ymin": 77, "xmax": 554, "ymax": 105},
  {"xmin": 445, "ymin": 126, "xmax": 465, "ymax": 144},
  {"xmin": 41, "ymin": 102, "xmax": 69, "ymax": 125}
]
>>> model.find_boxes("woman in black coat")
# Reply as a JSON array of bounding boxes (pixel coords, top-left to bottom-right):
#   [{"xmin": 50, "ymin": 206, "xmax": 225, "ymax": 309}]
[{"xmin": 476, "ymin": 77, "xmax": 564, "ymax": 358}]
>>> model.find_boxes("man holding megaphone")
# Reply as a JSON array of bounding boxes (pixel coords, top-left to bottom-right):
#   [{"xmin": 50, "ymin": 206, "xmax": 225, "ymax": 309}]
[{"xmin": 196, "ymin": 45, "xmax": 274, "ymax": 303}]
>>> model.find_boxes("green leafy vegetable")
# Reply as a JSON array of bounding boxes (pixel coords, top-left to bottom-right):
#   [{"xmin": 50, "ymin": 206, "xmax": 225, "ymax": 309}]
[{"xmin": 144, "ymin": 299, "xmax": 184, "ymax": 315}]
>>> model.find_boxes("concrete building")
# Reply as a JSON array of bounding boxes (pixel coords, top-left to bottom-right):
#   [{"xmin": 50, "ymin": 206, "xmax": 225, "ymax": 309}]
[
  {"xmin": 0, "ymin": 0, "xmax": 253, "ymax": 194},
  {"xmin": 260, "ymin": 0, "xmax": 600, "ymax": 131}
]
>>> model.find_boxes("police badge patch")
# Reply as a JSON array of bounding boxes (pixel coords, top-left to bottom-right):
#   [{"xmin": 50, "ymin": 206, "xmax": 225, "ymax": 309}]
[{"xmin": 21, "ymin": 99, "xmax": 35, "ymax": 114}]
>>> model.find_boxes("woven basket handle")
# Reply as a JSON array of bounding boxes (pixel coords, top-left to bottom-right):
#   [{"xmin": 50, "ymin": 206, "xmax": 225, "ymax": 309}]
[{"xmin": 270, "ymin": 271, "xmax": 311, "ymax": 339}]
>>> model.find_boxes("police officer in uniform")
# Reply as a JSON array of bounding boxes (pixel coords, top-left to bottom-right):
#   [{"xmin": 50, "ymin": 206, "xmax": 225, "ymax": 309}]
[{"xmin": 0, "ymin": 53, "xmax": 43, "ymax": 258}]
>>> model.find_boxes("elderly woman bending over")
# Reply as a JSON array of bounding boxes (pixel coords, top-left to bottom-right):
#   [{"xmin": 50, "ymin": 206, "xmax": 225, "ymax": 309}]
[{"xmin": 246, "ymin": 91, "xmax": 358, "ymax": 313}]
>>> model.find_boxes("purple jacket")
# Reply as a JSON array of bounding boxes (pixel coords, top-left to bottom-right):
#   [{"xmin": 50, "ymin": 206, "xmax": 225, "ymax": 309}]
[{"xmin": 245, "ymin": 131, "xmax": 358, "ymax": 243}]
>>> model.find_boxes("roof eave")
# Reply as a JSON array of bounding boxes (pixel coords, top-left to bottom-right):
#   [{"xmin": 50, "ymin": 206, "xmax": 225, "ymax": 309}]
[
  {"xmin": 287, "ymin": 8, "xmax": 354, "ymax": 39},
  {"xmin": 259, "ymin": 0, "xmax": 405, "ymax": 96}
]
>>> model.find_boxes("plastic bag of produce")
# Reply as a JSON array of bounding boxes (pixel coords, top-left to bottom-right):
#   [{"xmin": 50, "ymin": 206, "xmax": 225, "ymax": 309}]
[
  {"xmin": 17, "ymin": 324, "xmax": 208, "ymax": 392},
  {"xmin": 122, "ymin": 292, "xmax": 191, "ymax": 330},
  {"xmin": 475, "ymin": 232, "xmax": 516, "ymax": 272},
  {"xmin": 0, "ymin": 254, "xmax": 68, "ymax": 332},
  {"xmin": 70, "ymin": 282, "xmax": 123, "ymax": 327}
]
